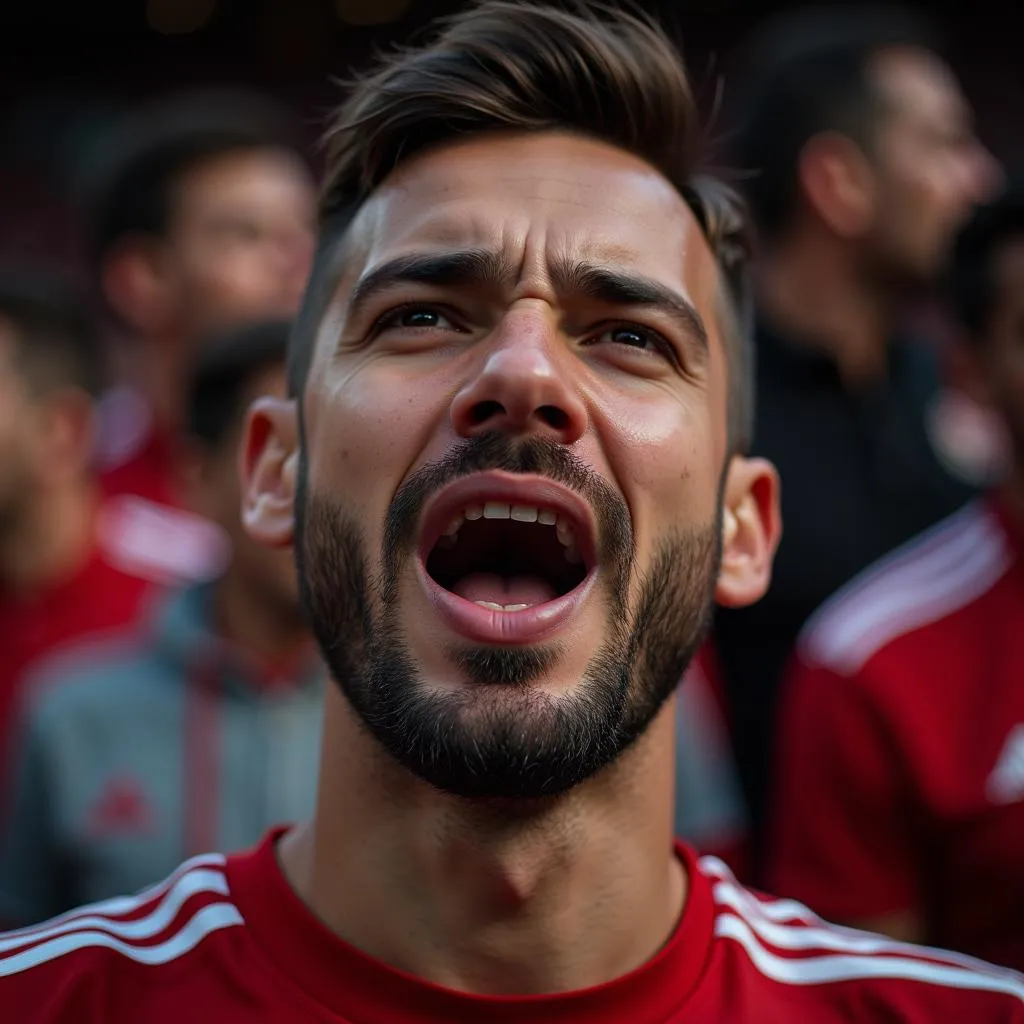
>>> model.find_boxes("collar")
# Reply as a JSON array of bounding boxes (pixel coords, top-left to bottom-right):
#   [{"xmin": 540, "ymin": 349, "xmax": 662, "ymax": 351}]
[{"xmin": 227, "ymin": 827, "xmax": 715, "ymax": 1024}]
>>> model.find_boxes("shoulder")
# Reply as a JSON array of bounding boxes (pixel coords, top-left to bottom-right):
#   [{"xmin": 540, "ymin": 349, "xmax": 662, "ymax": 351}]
[
  {"xmin": 701, "ymin": 855, "xmax": 1024, "ymax": 1016},
  {"xmin": 798, "ymin": 500, "xmax": 1011, "ymax": 678},
  {"xmin": 0, "ymin": 852, "xmax": 243, "ymax": 1019},
  {"xmin": 97, "ymin": 494, "xmax": 228, "ymax": 588},
  {"xmin": 20, "ymin": 628, "xmax": 165, "ymax": 730}
]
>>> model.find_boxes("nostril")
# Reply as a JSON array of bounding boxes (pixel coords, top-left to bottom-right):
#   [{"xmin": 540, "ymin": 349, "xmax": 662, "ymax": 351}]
[
  {"xmin": 469, "ymin": 400, "xmax": 504, "ymax": 427},
  {"xmin": 538, "ymin": 405, "xmax": 570, "ymax": 431}
]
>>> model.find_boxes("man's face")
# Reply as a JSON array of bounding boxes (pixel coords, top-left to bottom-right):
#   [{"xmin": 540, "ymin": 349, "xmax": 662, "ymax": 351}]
[
  {"xmin": 287, "ymin": 133, "xmax": 748, "ymax": 800},
  {"xmin": 867, "ymin": 48, "xmax": 1000, "ymax": 286},
  {"xmin": 165, "ymin": 148, "xmax": 316, "ymax": 339},
  {"xmin": 977, "ymin": 237, "xmax": 1024, "ymax": 462}
]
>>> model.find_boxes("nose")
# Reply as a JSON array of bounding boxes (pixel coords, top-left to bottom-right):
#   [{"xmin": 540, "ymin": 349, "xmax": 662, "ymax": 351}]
[{"xmin": 449, "ymin": 311, "xmax": 588, "ymax": 445}]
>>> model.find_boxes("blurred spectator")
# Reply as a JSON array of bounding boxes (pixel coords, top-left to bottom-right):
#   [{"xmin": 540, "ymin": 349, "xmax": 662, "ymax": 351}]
[
  {"xmin": 0, "ymin": 272, "xmax": 164, "ymax": 766},
  {"xmin": 0, "ymin": 319, "xmax": 323, "ymax": 926},
  {"xmin": 768, "ymin": 180, "xmax": 1024, "ymax": 970},
  {"xmin": 86, "ymin": 92, "xmax": 316, "ymax": 580},
  {"xmin": 715, "ymin": 6, "xmax": 1000, "ymax": 856}
]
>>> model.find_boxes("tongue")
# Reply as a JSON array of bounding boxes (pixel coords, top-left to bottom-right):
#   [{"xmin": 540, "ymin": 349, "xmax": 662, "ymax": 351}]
[{"xmin": 452, "ymin": 573, "xmax": 558, "ymax": 608}]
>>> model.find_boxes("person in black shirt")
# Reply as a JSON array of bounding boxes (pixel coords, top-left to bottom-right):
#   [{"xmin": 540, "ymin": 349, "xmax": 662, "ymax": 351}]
[{"xmin": 717, "ymin": 5, "xmax": 1001, "ymax": 864}]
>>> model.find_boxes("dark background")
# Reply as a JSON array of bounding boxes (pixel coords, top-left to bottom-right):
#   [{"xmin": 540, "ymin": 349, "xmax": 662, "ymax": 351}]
[{"xmin": 1, "ymin": 0, "xmax": 1021, "ymax": 273}]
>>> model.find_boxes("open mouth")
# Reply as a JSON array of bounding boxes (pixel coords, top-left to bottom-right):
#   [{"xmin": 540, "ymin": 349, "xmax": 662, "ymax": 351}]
[
  {"xmin": 427, "ymin": 502, "xmax": 588, "ymax": 610},
  {"xmin": 416, "ymin": 473, "xmax": 598, "ymax": 641}
]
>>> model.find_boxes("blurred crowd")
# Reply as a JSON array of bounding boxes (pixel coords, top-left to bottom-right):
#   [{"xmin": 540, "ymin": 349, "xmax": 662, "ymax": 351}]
[{"xmin": 1, "ymin": 1, "xmax": 1023, "ymax": 975}]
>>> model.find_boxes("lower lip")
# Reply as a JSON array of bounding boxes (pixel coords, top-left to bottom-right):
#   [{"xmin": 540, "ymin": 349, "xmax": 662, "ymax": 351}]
[{"xmin": 416, "ymin": 561, "xmax": 597, "ymax": 645}]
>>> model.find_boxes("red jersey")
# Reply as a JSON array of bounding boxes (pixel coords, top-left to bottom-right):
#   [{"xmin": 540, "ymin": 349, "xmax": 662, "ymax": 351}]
[
  {"xmin": 1, "ymin": 827, "xmax": 1021, "ymax": 1022},
  {"xmin": 768, "ymin": 496, "xmax": 1024, "ymax": 970},
  {"xmin": 94, "ymin": 387, "xmax": 228, "ymax": 584},
  {"xmin": 0, "ymin": 522, "xmax": 162, "ymax": 761}
]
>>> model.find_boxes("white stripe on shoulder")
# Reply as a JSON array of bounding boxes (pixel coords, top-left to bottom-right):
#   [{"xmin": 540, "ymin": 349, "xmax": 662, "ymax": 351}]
[
  {"xmin": 0, "ymin": 903, "xmax": 243, "ymax": 978},
  {"xmin": 708, "ymin": 871, "xmax": 1023, "ymax": 983},
  {"xmin": 0, "ymin": 867, "xmax": 229, "ymax": 956},
  {"xmin": 799, "ymin": 502, "xmax": 1012, "ymax": 675},
  {"xmin": 715, "ymin": 913, "xmax": 1024, "ymax": 1001},
  {"xmin": 0, "ymin": 852, "xmax": 226, "ymax": 943}
]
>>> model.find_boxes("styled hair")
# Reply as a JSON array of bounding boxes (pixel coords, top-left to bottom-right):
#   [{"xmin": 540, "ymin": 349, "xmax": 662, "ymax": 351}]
[
  {"xmin": 186, "ymin": 318, "xmax": 291, "ymax": 450},
  {"xmin": 0, "ymin": 269, "xmax": 104, "ymax": 398},
  {"xmin": 950, "ymin": 180, "xmax": 1024, "ymax": 340},
  {"xmin": 289, "ymin": 0, "xmax": 755, "ymax": 452},
  {"xmin": 727, "ymin": 5, "xmax": 939, "ymax": 240},
  {"xmin": 86, "ymin": 91, "xmax": 304, "ymax": 269}
]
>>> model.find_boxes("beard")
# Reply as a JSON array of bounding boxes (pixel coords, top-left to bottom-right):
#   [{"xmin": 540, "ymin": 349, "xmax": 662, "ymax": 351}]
[{"xmin": 295, "ymin": 432, "xmax": 722, "ymax": 801}]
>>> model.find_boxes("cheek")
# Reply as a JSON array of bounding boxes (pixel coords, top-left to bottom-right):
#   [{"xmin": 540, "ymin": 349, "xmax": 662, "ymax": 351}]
[
  {"xmin": 304, "ymin": 360, "xmax": 453, "ymax": 521},
  {"xmin": 595, "ymin": 389, "xmax": 721, "ymax": 550}
]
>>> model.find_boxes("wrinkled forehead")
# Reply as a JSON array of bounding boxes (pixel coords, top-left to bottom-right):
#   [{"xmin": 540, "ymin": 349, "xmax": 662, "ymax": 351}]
[{"xmin": 333, "ymin": 134, "xmax": 723, "ymax": 319}]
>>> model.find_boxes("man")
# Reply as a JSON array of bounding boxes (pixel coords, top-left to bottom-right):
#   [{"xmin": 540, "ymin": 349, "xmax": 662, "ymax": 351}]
[
  {"xmin": 714, "ymin": 6, "xmax": 1001, "ymax": 848},
  {"xmin": 0, "ymin": 319, "xmax": 322, "ymax": 925},
  {"xmin": 88, "ymin": 92, "xmax": 316, "ymax": 580},
  {"xmin": 768, "ymin": 181, "xmax": 1024, "ymax": 972},
  {"xmin": 2, "ymin": 4, "xmax": 1022, "ymax": 1019},
  {"xmin": 0, "ymin": 272, "xmax": 162, "ymax": 764}
]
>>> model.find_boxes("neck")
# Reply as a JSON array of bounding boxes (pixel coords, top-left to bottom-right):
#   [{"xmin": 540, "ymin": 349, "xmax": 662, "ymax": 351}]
[
  {"xmin": 0, "ymin": 481, "xmax": 98, "ymax": 595},
  {"xmin": 115, "ymin": 330, "xmax": 189, "ymax": 435},
  {"xmin": 280, "ymin": 691, "xmax": 685, "ymax": 995},
  {"xmin": 757, "ymin": 233, "xmax": 897, "ymax": 388},
  {"xmin": 212, "ymin": 567, "xmax": 310, "ymax": 667}
]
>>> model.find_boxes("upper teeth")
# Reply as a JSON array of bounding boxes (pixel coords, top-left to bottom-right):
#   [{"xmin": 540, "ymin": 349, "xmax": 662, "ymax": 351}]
[{"xmin": 440, "ymin": 503, "xmax": 580, "ymax": 558}]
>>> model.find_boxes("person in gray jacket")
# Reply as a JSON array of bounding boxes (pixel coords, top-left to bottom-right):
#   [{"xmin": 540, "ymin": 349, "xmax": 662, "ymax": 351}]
[{"xmin": 0, "ymin": 318, "xmax": 323, "ymax": 926}]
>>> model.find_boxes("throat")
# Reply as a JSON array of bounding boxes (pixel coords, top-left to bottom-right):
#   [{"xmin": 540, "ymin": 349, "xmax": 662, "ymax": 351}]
[{"xmin": 452, "ymin": 572, "xmax": 558, "ymax": 609}]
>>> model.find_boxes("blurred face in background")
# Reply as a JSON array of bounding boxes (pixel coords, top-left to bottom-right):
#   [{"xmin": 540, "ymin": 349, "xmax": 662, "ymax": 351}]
[
  {"xmin": 108, "ymin": 147, "xmax": 316, "ymax": 352},
  {"xmin": 864, "ymin": 47, "xmax": 1000, "ymax": 286},
  {"xmin": 0, "ymin": 322, "xmax": 93, "ymax": 537},
  {"xmin": 969, "ymin": 237, "xmax": 1024, "ymax": 466},
  {"xmin": 165, "ymin": 149, "xmax": 316, "ymax": 339},
  {"xmin": 188, "ymin": 363, "xmax": 300, "ymax": 618}
]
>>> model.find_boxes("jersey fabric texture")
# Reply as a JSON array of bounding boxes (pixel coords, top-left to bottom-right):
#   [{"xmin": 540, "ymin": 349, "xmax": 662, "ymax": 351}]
[
  {"xmin": 0, "ymin": 585, "xmax": 323, "ymax": 927},
  {"xmin": 769, "ymin": 496, "xmax": 1024, "ymax": 970},
  {"xmin": 1, "ymin": 827, "xmax": 1022, "ymax": 1023}
]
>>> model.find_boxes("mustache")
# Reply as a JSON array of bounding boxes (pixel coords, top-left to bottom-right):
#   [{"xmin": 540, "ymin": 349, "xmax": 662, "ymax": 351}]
[{"xmin": 381, "ymin": 432, "xmax": 634, "ymax": 577}]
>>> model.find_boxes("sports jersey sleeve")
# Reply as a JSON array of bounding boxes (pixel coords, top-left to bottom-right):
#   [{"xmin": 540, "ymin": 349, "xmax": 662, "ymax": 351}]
[
  {"xmin": 0, "ymin": 701, "xmax": 64, "ymax": 928},
  {"xmin": 766, "ymin": 654, "xmax": 920, "ymax": 923}
]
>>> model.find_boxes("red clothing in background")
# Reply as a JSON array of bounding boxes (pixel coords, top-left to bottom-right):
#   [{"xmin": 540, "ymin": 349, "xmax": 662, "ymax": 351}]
[
  {"xmin": 1, "ymin": 827, "xmax": 1022, "ymax": 1022},
  {"xmin": 0, "ymin": 532, "xmax": 158, "ymax": 761},
  {"xmin": 769, "ymin": 496, "xmax": 1024, "ymax": 971}
]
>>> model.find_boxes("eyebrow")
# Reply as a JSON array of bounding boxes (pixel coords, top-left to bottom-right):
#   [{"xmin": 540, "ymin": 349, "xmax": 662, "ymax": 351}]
[
  {"xmin": 347, "ymin": 249, "xmax": 513, "ymax": 323},
  {"xmin": 551, "ymin": 259, "xmax": 709, "ymax": 351},
  {"xmin": 346, "ymin": 248, "xmax": 709, "ymax": 350}
]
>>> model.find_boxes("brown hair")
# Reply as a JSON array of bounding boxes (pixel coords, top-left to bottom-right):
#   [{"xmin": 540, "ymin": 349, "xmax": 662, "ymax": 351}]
[{"xmin": 290, "ymin": 0, "xmax": 754, "ymax": 451}]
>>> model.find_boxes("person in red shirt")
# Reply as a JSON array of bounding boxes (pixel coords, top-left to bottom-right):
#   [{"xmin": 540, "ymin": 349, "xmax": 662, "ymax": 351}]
[
  {"xmin": 87, "ymin": 92, "xmax": 317, "ymax": 578},
  {"xmin": 767, "ymin": 180, "xmax": 1024, "ymax": 972},
  {"xmin": 0, "ymin": 272, "xmax": 164, "ymax": 763},
  {"xmin": 2, "ymin": 5, "xmax": 1022, "ymax": 1021}
]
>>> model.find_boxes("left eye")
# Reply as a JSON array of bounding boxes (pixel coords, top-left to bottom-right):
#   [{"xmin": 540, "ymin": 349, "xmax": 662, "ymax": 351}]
[
  {"xmin": 375, "ymin": 306, "xmax": 457, "ymax": 332},
  {"xmin": 593, "ymin": 325, "xmax": 669, "ymax": 355}
]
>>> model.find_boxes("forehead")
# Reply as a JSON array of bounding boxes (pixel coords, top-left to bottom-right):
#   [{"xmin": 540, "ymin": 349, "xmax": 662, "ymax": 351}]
[
  {"xmin": 176, "ymin": 149, "xmax": 313, "ymax": 221},
  {"xmin": 344, "ymin": 133, "xmax": 720, "ymax": 310},
  {"xmin": 870, "ymin": 47, "xmax": 968, "ymax": 128}
]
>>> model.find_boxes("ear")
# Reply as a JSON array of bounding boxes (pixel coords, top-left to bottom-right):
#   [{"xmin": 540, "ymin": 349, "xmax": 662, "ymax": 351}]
[
  {"xmin": 241, "ymin": 395, "xmax": 299, "ymax": 548},
  {"xmin": 715, "ymin": 455, "xmax": 781, "ymax": 609},
  {"xmin": 798, "ymin": 132, "xmax": 876, "ymax": 238},
  {"xmin": 100, "ymin": 237, "xmax": 172, "ymax": 334},
  {"xmin": 38, "ymin": 387, "xmax": 96, "ymax": 482}
]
